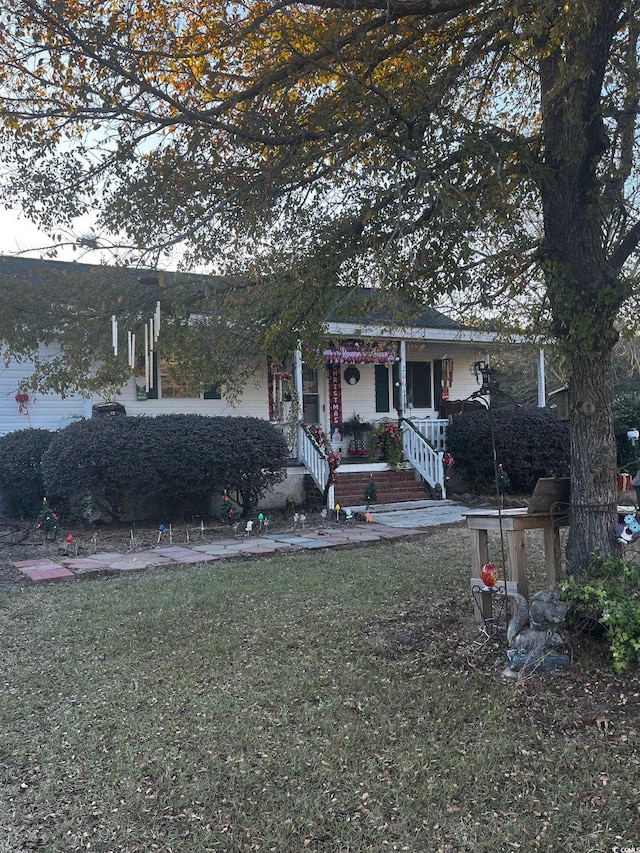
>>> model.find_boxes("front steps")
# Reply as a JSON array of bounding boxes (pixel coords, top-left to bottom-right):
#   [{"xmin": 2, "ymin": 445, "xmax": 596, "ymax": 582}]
[{"xmin": 304, "ymin": 467, "xmax": 430, "ymax": 509}]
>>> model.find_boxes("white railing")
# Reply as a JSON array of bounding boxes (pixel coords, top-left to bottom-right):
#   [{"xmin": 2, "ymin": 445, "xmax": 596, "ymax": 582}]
[
  {"xmin": 297, "ymin": 425, "xmax": 335, "ymax": 508},
  {"xmin": 409, "ymin": 418, "xmax": 448, "ymax": 451},
  {"xmin": 401, "ymin": 420, "xmax": 446, "ymax": 498}
]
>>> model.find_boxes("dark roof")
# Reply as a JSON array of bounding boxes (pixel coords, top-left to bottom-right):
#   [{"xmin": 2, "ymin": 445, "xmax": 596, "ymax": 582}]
[
  {"xmin": 326, "ymin": 287, "xmax": 461, "ymax": 330},
  {"xmin": 1, "ymin": 257, "xmax": 460, "ymax": 330}
]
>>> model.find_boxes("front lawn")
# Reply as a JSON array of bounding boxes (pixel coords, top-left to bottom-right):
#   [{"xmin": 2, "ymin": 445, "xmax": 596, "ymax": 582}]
[{"xmin": 1, "ymin": 529, "xmax": 638, "ymax": 852}]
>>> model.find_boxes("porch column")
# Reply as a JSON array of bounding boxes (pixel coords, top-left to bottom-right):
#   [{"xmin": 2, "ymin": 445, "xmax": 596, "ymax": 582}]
[
  {"xmin": 399, "ymin": 339, "xmax": 407, "ymax": 417},
  {"xmin": 294, "ymin": 345, "xmax": 304, "ymax": 421},
  {"xmin": 537, "ymin": 347, "xmax": 546, "ymax": 407}
]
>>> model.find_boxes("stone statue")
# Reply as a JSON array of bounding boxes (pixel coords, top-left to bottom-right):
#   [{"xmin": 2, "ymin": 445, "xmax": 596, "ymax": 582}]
[{"xmin": 506, "ymin": 589, "xmax": 571, "ymax": 672}]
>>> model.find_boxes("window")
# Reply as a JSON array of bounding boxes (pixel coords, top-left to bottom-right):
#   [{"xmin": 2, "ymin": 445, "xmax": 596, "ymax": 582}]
[
  {"xmin": 406, "ymin": 361, "xmax": 432, "ymax": 409},
  {"xmin": 160, "ymin": 360, "xmax": 191, "ymax": 398},
  {"xmin": 203, "ymin": 384, "xmax": 222, "ymax": 400}
]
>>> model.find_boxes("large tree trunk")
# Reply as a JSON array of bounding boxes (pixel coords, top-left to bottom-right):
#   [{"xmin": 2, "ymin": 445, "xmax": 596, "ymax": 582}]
[
  {"xmin": 536, "ymin": 3, "xmax": 626, "ymax": 571},
  {"xmin": 566, "ymin": 349, "xmax": 621, "ymax": 570}
]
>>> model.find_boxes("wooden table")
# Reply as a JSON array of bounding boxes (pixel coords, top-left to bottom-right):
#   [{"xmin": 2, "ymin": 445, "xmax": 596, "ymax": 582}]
[{"xmin": 466, "ymin": 507, "xmax": 569, "ymax": 622}]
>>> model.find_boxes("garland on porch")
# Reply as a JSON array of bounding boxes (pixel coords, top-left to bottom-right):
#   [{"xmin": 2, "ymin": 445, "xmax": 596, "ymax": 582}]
[{"xmin": 306, "ymin": 424, "xmax": 341, "ymax": 485}]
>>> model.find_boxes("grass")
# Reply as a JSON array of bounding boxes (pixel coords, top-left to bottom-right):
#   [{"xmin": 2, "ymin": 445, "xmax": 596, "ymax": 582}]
[{"xmin": 1, "ymin": 528, "xmax": 639, "ymax": 852}]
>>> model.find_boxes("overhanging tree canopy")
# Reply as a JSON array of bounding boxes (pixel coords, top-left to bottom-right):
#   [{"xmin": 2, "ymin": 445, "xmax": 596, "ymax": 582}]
[{"xmin": 0, "ymin": 0, "xmax": 639, "ymax": 568}]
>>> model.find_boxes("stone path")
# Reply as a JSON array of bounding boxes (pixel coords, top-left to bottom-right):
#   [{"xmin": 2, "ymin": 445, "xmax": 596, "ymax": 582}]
[{"xmin": 12, "ymin": 500, "xmax": 469, "ymax": 585}]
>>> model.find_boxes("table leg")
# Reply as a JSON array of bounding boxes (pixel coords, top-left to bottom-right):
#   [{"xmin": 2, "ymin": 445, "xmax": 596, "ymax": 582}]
[
  {"xmin": 506, "ymin": 530, "xmax": 528, "ymax": 600},
  {"xmin": 468, "ymin": 528, "xmax": 489, "ymax": 576},
  {"xmin": 543, "ymin": 521, "xmax": 562, "ymax": 588}
]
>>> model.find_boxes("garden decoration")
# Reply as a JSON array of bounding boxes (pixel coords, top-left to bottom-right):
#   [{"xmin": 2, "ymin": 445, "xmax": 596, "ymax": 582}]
[
  {"xmin": 363, "ymin": 477, "xmax": 378, "ymax": 509},
  {"xmin": 481, "ymin": 561, "xmax": 498, "ymax": 588},
  {"xmin": 157, "ymin": 524, "xmax": 165, "ymax": 544},
  {"xmin": 335, "ymin": 503, "xmax": 341, "ymax": 522},
  {"xmin": 36, "ymin": 498, "xmax": 58, "ymax": 541},
  {"xmin": 258, "ymin": 512, "xmax": 264, "ymax": 532},
  {"xmin": 293, "ymin": 512, "xmax": 299, "ymax": 529},
  {"xmin": 219, "ymin": 494, "xmax": 237, "ymax": 526},
  {"xmin": 299, "ymin": 513, "xmax": 306, "ymax": 529},
  {"xmin": 505, "ymin": 589, "xmax": 570, "ymax": 673},
  {"xmin": 245, "ymin": 520, "xmax": 253, "ymax": 535},
  {"xmin": 616, "ymin": 512, "xmax": 640, "ymax": 545},
  {"xmin": 63, "ymin": 534, "xmax": 77, "ymax": 557},
  {"xmin": 497, "ymin": 464, "xmax": 510, "ymax": 506}
]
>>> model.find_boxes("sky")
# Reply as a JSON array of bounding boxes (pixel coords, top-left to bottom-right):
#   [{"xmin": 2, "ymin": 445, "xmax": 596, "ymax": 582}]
[{"xmin": 0, "ymin": 206, "xmax": 82, "ymax": 262}]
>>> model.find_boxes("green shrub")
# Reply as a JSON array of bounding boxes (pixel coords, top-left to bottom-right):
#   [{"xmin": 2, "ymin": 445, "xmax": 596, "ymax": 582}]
[
  {"xmin": 561, "ymin": 554, "xmax": 640, "ymax": 673},
  {"xmin": 613, "ymin": 391, "xmax": 640, "ymax": 472},
  {"xmin": 41, "ymin": 415, "xmax": 289, "ymax": 521},
  {"xmin": 0, "ymin": 428, "xmax": 55, "ymax": 515},
  {"xmin": 445, "ymin": 406, "xmax": 569, "ymax": 493}
]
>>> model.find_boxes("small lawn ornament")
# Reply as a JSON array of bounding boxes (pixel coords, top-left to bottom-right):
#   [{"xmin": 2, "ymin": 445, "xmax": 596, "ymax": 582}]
[
  {"xmin": 219, "ymin": 493, "xmax": 237, "ymax": 526},
  {"xmin": 245, "ymin": 520, "xmax": 253, "ymax": 535},
  {"xmin": 616, "ymin": 512, "xmax": 640, "ymax": 545},
  {"xmin": 505, "ymin": 589, "xmax": 570, "ymax": 673},
  {"xmin": 36, "ymin": 498, "xmax": 58, "ymax": 542},
  {"xmin": 157, "ymin": 524, "xmax": 165, "ymax": 544},
  {"xmin": 258, "ymin": 512, "xmax": 264, "ymax": 532},
  {"xmin": 335, "ymin": 503, "xmax": 341, "ymax": 522},
  {"xmin": 481, "ymin": 562, "xmax": 498, "ymax": 589},
  {"xmin": 363, "ymin": 477, "xmax": 378, "ymax": 509}
]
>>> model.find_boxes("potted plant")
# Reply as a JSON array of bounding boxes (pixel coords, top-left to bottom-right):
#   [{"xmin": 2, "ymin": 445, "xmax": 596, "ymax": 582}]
[{"xmin": 343, "ymin": 413, "xmax": 372, "ymax": 457}]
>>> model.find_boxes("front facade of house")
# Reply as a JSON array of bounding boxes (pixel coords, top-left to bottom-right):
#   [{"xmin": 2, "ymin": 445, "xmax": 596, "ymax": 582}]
[{"xmin": 0, "ymin": 257, "xmax": 504, "ymax": 507}]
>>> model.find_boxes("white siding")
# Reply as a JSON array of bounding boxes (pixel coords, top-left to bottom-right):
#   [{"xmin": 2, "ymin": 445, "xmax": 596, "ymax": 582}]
[
  {"xmin": 0, "ymin": 345, "xmax": 97, "ymax": 435},
  {"xmin": 0, "ymin": 344, "xmax": 270, "ymax": 435}
]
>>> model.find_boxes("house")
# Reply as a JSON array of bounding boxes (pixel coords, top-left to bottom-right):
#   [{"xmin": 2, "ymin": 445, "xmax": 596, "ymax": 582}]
[{"xmin": 0, "ymin": 256, "xmax": 516, "ymax": 509}]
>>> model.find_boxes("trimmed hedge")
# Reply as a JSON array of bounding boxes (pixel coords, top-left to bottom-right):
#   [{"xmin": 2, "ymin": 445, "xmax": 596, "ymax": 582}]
[
  {"xmin": 41, "ymin": 415, "xmax": 290, "ymax": 521},
  {"xmin": 445, "ymin": 406, "xmax": 570, "ymax": 494},
  {"xmin": 0, "ymin": 428, "xmax": 55, "ymax": 515}
]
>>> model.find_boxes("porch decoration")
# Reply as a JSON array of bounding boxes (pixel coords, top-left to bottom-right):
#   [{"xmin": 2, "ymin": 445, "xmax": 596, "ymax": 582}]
[
  {"xmin": 370, "ymin": 422, "xmax": 403, "ymax": 470},
  {"xmin": 343, "ymin": 366, "xmax": 360, "ymax": 385},
  {"xmin": 327, "ymin": 363, "xmax": 343, "ymax": 437},
  {"xmin": 441, "ymin": 353, "xmax": 454, "ymax": 400},
  {"xmin": 327, "ymin": 451, "xmax": 341, "ymax": 484},
  {"xmin": 344, "ymin": 414, "xmax": 371, "ymax": 457},
  {"xmin": 322, "ymin": 341, "xmax": 400, "ymax": 364}
]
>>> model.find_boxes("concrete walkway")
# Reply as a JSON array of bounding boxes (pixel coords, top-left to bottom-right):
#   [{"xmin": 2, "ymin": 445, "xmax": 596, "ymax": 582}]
[{"xmin": 12, "ymin": 500, "xmax": 470, "ymax": 584}]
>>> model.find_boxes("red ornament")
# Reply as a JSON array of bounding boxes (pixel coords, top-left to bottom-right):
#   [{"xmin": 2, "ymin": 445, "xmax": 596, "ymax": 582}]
[
  {"xmin": 481, "ymin": 562, "xmax": 498, "ymax": 588},
  {"xmin": 66, "ymin": 534, "xmax": 74, "ymax": 543}
]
